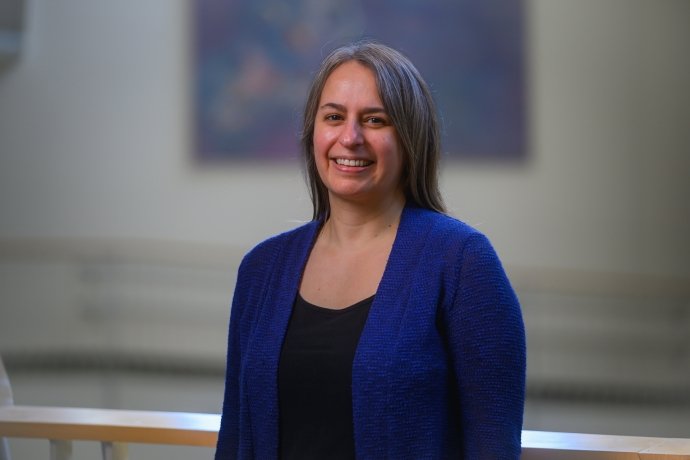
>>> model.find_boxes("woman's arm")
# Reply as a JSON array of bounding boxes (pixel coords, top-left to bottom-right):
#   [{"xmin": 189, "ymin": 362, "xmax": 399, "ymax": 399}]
[
  {"xmin": 443, "ymin": 232, "xmax": 526, "ymax": 459},
  {"xmin": 215, "ymin": 254, "xmax": 256, "ymax": 460}
]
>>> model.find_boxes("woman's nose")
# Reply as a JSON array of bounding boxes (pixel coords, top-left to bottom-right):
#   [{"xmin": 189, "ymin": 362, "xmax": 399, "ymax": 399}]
[{"xmin": 338, "ymin": 121, "xmax": 363, "ymax": 148}]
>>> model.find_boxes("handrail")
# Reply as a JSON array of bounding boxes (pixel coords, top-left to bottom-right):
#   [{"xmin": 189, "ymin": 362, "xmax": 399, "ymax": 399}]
[
  {"xmin": 521, "ymin": 430, "xmax": 690, "ymax": 459},
  {"xmin": 0, "ymin": 405, "xmax": 218, "ymax": 447},
  {"xmin": 1, "ymin": 405, "xmax": 690, "ymax": 459}
]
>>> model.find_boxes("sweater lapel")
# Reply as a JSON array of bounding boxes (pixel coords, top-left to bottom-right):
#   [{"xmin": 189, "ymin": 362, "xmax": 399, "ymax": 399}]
[
  {"xmin": 351, "ymin": 205, "xmax": 432, "ymax": 456},
  {"xmin": 245, "ymin": 220, "xmax": 320, "ymax": 458}
]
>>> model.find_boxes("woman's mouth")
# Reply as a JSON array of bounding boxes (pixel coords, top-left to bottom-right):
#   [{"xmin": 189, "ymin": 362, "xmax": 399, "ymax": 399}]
[{"xmin": 334, "ymin": 158, "xmax": 373, "ymax": 167}]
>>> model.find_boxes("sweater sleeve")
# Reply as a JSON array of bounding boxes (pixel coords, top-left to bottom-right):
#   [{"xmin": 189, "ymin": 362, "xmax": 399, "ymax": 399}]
[
  {"xmin": 443, "ymin": 232, "xmax": 526, "ymax": 459},
  {"xmin": 215, "ymin": 253, "xmax": 256, "ymax": 460}
]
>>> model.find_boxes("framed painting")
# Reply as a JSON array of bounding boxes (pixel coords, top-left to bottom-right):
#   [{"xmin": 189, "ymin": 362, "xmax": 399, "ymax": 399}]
[{"xmin": 192, "ymin": 0, "xmax": 526, "ymax": 162}]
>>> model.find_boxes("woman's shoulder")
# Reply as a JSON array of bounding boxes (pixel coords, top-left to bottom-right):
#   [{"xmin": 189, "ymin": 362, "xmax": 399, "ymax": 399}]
[
  {"xmin": 403, "ymin": 205, "xmax": 486, "ymax": 244},
  {"xmin": 241, "ymin": 220, "xmax": 320, "ymax": 267},
  {"xmin": 403, "ymin": 206, "xmax": 505, "ymax": 274}
]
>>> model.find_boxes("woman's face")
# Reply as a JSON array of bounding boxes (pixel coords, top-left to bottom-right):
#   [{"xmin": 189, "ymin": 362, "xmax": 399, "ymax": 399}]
[{"xmin": 313, "ymin": 61, "xmax": 404, "ymax": 209}]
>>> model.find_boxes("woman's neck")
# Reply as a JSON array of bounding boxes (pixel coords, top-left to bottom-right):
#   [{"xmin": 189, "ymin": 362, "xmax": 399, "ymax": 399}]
[{"xmin": 322, "ymin": 192, "xmax": 406, "ymax": 249}]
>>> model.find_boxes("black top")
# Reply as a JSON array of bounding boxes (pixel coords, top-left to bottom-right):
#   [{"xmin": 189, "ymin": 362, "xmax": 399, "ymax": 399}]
[{"xmin": 278, "ymin": 293, "xmax": 374, "ymax": 460}]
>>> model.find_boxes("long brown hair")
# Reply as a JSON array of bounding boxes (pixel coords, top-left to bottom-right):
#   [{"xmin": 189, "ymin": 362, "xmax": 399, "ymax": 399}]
[{"xmin": 301, "ymin": 40, "xmax": 445, "ymax": 220}]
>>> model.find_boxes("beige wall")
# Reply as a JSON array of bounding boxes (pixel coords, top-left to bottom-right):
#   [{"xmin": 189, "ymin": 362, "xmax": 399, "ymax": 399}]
[
  {"xmin": 1, "ymin": 3, "xmax": 689, "ymax": 456},
  {"xmin": 1, "ymin": 0, "xmax": 689, "ymax": 277}
]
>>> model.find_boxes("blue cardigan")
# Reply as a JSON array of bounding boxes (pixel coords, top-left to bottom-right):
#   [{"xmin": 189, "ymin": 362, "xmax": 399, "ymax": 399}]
[{"xmin": 215, "ymin": 205, "xmax": 526, "ymax": 459}]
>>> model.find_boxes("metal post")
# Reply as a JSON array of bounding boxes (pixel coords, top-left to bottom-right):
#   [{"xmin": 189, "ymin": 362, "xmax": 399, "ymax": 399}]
[
  {"xmin": 0, "ymin": 439, "xmax": 10, "ymax": 460},
  {"xmin": 0, "ymin": 356, "xmax": 13, "ymax": 460},
  {"xmin": 101, "ymin": 442, "xmax": 128, "ymax": 460},
  {"xmin": 49, "ymin": 440, "xmax": 73, "ymax": 460}
]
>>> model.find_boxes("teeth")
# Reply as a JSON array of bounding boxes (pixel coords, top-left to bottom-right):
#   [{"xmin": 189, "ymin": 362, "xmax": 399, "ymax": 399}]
[{"xmin": 335, "ymin": 158, "xmax": 371, "ymax": 167}]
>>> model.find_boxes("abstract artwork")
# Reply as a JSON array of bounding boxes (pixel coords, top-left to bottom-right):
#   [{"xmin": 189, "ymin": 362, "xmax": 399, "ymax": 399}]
[{"xmin": 193, "ymin": 0, "xmax": 526, "ymax": 162}]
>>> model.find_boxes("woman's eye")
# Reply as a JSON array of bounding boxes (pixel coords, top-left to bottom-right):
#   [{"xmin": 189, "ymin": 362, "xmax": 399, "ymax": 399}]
[
  {"xmin": 324, "ymin": 114, "xmax": 343, "ymax": 121},
  {"xmin": 366, "ymin": 116, "xmax": 386, "ymax": 125}
]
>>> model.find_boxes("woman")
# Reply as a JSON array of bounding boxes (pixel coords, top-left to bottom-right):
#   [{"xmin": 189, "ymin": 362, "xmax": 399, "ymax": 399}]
[{"xmin": 215, "ymin": 41, "xmax": 525, "ymax": 459}]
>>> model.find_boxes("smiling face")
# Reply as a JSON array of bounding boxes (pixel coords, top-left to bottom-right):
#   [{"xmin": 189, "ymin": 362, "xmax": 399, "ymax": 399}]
[{"xmin": 313, "ymin": 60, "xmax": 405, "ymax": 210}]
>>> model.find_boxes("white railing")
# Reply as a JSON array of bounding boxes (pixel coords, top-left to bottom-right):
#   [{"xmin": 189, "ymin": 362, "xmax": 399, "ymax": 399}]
[
  {"xmin": 0, "ymin": 405, "xmax": 217, "ymax": 460},
  {"xmin": 1, "ymin": 405, "xmax": 689, "ymax": 460}
]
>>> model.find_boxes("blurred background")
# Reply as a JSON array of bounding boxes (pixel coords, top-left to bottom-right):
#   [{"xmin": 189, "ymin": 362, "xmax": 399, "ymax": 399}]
[{"xmin": 1, "ymin": 0, "xmax": 689, "ymax": 459}]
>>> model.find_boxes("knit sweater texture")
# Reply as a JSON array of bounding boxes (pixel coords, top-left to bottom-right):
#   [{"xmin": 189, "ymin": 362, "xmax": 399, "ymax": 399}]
[{"xmin": 215, "ymin": 205, "xmax": 526, "ymax": 459}]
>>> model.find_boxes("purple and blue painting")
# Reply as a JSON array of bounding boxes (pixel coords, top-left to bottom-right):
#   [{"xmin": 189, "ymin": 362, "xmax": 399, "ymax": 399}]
[{"xmin": 193, "ymin": 0, "xmax": 526, "ymax": 162}]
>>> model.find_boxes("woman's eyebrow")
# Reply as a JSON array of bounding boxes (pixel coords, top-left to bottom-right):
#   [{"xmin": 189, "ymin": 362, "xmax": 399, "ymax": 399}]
[
  {"xmin": 318, "ymin": 102, "xmax": 387, "ymax": 114},
  {"xmin": 318, "ymin": 102, "xmax": 346, "ymax": 111}
]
